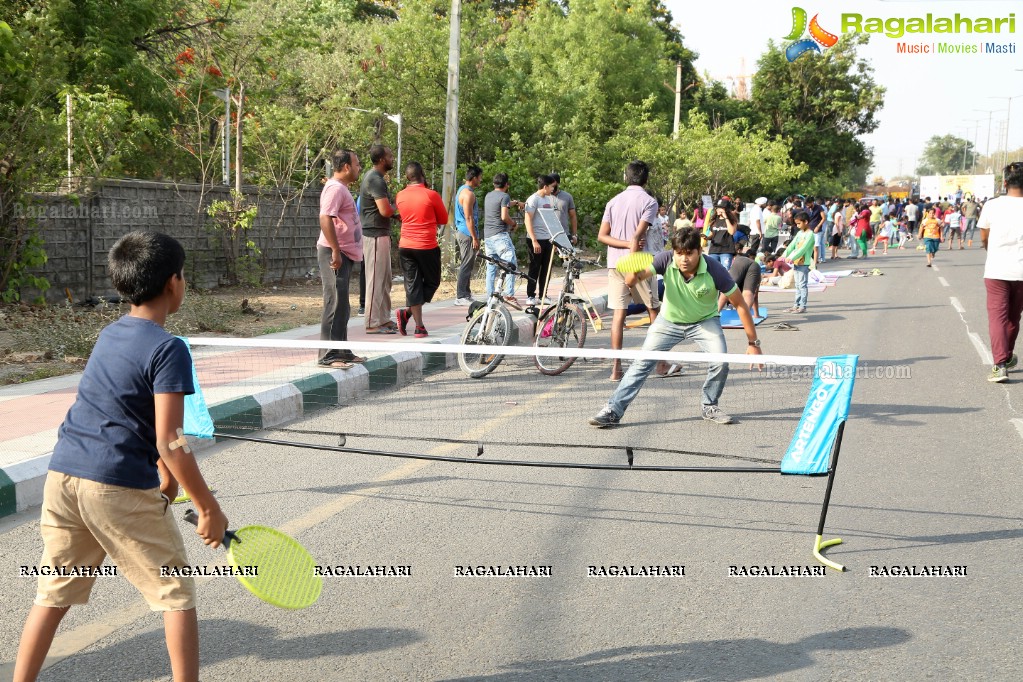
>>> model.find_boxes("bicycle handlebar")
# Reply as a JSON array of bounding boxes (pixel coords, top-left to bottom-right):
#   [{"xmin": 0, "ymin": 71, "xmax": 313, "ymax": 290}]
[{"xmin": 478, "ymin": 252, "xmax": 533, "ymax": 281}]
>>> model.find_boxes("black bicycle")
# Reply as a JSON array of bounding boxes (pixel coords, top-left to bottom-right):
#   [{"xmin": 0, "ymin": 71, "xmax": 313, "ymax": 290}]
[
  {"xmin": 458, "ymin": 252, "xmax": 530, "ymax": 378},
  {"xmin": 533, "ymin": 247, "xmax": 601, "ymax": 375}
]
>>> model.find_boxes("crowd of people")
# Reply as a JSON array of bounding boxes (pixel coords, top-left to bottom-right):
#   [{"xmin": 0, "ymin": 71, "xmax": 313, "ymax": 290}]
[{"xmin": 313, "ymin": 146, "xmax": 1020, "ymax": 386}]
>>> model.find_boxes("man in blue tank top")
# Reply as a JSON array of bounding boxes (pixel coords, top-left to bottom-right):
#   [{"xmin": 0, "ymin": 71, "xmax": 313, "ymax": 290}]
[{"xmin": 454, "ymin": 166, "xmax": 483, "ymax": 305}]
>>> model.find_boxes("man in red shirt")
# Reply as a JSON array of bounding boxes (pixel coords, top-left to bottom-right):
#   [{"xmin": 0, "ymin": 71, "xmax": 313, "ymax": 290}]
[{"xmin": 394, "ymin": 162, "xmax": 449, "ymax": 338}]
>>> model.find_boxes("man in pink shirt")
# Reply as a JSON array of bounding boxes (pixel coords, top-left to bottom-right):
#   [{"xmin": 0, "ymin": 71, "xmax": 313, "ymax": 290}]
[
  {"xmin": 317, "ymin": 149, "xmax": 365, "ymax": 368},
  {"xmin": 598, "ymin": 160, "xmax": 662, "ymax": 381}
]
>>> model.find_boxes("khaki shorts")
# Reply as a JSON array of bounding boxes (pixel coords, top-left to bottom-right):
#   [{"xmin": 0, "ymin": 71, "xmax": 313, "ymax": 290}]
[
  {"xmin": 35, "ymin": 472, "xmax": 196, "ymax": 611},
  {"xmin": 607, "ymin": 269, "xmax": 661, "ymax": 311}
]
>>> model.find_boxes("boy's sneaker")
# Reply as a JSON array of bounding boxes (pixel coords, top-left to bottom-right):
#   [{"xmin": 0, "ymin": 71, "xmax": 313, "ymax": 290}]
[
  {"xmin": 988, "ymin": 365, "xmax": 1008, "ymax": 383},
  {"xmin": 702, "ymin": 405, "xmax": 733, "ymax": 424},
  {"xmin": 414, "ymin": 326, "xmax": 429, "ymax": 338},
  {"xmin": 396, "ymin": 308, "xmax": 411, "ymax": 336},
  {"xmin": 525, "ymin": 297, "xmax": 538, "ymax": 305},
  {"xmin": 588, "ymin": 407, "xmax": 621, "ymax": 428},
  {"xmin": 1007, "ymin": 354, "xmax": 1018, "ymax": 371},
  {"xmin": 356, "ymin": 306, "xmax": 365, "ymax": 316},
  {"xmin": 454, "ymin": 297, "xmax": 472, "ymax": 306}
]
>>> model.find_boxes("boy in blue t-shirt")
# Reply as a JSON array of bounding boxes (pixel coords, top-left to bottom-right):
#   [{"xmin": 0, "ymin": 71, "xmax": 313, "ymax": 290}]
[{"xmin": 15, "ymin": 232, "xmax": 228, "ymax": 682}]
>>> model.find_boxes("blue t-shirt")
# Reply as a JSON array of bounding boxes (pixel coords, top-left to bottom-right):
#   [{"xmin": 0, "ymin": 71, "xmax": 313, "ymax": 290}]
[
  {"xmin": 49, "ymin": 316, "xmax": 195, "ymax": 490},
  {"xmin": 454, "ymin": 183, "xmax": 478, "ymax": 236}
]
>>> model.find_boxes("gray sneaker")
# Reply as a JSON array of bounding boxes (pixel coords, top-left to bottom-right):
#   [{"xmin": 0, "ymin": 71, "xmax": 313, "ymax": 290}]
[
  {"xmin": 989, "ymin": 365, "xmax": 1008, "ymax": 383},
  {"xmin": 1007, "ymin": 354, "xmax": 1019, "ymax": 371},
  {"xmin": 588, "ymin": 407, "xmax": 621, "ymax": 428},
  {"xmin": 702, "ymin": 405, "xmax": 734, "ymax": 424}
]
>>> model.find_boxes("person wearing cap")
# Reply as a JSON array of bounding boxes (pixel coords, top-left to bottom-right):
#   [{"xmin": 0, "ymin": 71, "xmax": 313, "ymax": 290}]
[{"xmin": 705, "ymin": 199, "xmax": 739, "ymax": 269}]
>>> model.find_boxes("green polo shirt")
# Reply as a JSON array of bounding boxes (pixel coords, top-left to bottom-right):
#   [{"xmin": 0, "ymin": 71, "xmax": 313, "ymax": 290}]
[{"xmin": 652, "ymin": 252, "xmax": 738, "ymax": 325}]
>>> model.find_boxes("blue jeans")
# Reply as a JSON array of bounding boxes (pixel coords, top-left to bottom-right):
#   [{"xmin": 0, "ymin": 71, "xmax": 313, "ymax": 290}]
[
  {"xmin": 484, "ymin": 232, "xmax": 516, "ymax": 297},
  {"xmin": 963, "ymin": 217, "xmax": 978, "ymax": 242},
  {"xmin": 814, "ymin": 230, "xmax": 826, "ymax": 262},
  {"xmin": 606, "ymin": 316, "xmax": 728, "ymax": 417},
  {"xmin": 706, "ymin": 252, "xmax": 733, "ymax": 269},
  {"xmin": 793, "ymin": 265, "xmax": 809, "ymax": 310}
]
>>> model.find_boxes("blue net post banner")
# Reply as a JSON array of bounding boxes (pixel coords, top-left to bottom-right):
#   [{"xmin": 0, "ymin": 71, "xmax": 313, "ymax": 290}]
[
  {"xmin": 781, "ymin": 355, "xmax": 858, "ymax": 475},
  {"xmin": 180, "ymin": 338, "xmax": 215, "ymax": 439}
]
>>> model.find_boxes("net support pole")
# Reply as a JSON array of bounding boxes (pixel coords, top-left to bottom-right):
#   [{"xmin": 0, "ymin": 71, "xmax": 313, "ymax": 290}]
[{"xmin": 812, "ymin": 420, "xmax": 846, "ymax": 572}]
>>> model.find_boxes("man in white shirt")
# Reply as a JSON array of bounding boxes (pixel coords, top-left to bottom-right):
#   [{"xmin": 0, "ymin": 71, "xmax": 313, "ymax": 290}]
[
  {"xmin": 979, "ymin": 161, "xmax": 1023, "ymax": 382},
  {"xmin": 748, "ymin": 197, "xmax": 766, "ymax": 253}
]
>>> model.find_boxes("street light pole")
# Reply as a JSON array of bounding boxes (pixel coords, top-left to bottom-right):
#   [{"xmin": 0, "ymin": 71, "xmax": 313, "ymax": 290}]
[
  {"xmin": 344, "ymin": 107, "xmax": 404, "ymax": 183},
  {"xmin": 213, "ymin": 88, "xmax": 231, "ymax": 186},
  {"xmin": 989, "ymin": 94, "xmax": 1023, "ymax": 178},
  {"xmin": 961, "ymin": 119, "xmax": 982, "ymax": 172},
  {"xmin": 386, "ymin": 113, "xmax": 403, "ymax": 180}
]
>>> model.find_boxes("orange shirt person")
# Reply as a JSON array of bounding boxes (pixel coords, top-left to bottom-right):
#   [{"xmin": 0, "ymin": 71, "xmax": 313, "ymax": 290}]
[{"xmin": 394, "ymin": 162, "xmax": 449, "ymax": 338}]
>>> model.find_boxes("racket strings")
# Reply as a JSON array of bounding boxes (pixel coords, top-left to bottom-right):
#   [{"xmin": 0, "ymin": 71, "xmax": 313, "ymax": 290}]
[{"xmin": 230, "ymin": 526, "xmax": 322, "ymax": 609}]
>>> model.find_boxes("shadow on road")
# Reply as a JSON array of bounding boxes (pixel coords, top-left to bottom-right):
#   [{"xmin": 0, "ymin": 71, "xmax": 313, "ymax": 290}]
[
  {"xmin": 50, "ymin": 621, "xmax": 422, "ymax": 681},
  {"xmin": 439, "ymin": 627, "xmax": 911, "ymax": 681}
]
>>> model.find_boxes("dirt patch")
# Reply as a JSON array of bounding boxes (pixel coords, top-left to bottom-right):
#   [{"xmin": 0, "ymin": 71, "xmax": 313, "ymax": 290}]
[{"xmin": 0, "ymin": 273, "xmax": 471, "ymax": 385}]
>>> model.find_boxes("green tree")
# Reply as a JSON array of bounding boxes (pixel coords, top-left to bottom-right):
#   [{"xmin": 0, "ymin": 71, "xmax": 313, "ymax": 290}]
[
  {"xmin": 751, "ymin": 33, "xmax": 884, "ymax": 189},
  {"xmin": 0, "ymin": 17, "xmax": 66, "ymax": 300},
  {"xmin": 916, "ymin": 134, "xmax": 976, "ymax": 175}
]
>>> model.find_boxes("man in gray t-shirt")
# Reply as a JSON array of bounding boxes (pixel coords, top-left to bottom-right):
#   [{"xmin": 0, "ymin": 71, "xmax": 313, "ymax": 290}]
[
  {"xmin": 549, "ymin": 173, "xmax": 578, "ymax": 245},
  {"xmin": 482, "ymin": 173, "xmax": 520, "ymax": 299},
  {"xmin": 357, "ymin": 145, "xmax": 397, "ymax": 332},
  {"xmin": 484, "ymin": 188, "xmax": 512, "ymax": 238}
]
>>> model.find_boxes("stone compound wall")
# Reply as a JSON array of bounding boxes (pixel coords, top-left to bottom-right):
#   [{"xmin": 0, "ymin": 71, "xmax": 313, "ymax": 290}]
[{"xmin": 23, "ymin": 179, "xmax": 321, "ymax": 302}]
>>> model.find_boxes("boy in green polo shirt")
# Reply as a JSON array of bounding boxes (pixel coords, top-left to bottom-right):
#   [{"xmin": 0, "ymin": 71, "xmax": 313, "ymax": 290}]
[
  {"xmin": 589, "ymin": 227, "xmax": 763, "ymax": 427},
  {"xmin": 782, "ymin": 211, "xmax": 815, "ymax": 313}
]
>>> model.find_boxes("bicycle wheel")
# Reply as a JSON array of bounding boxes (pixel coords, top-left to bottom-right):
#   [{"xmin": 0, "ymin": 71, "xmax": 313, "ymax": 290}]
[
  {"xmin": 457, "ymin": 305, "xmax": 514, "ymax": 378},
  {"xmin": 533, "ymin": 303, "xmax": 587, "ymax": 375}
]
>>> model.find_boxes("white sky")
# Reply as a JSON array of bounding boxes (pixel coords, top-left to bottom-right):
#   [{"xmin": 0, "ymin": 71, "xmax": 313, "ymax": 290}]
[{"xmin": 664, "ymin": 0, "xmax": 1023, "ymax": 180}]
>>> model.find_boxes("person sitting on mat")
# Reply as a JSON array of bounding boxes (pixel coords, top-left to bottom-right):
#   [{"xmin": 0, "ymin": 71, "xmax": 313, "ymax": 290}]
[
  {"xmin": 14, "ymin": 231, "xmax": 228, "ymax": 682},
  {"xmin": 762, "ymin": 253, "xmax": 792, "ymax": 284},
  {"xmin": 589, "ymin": 227, "xmax": 763, "ymax": 428}
]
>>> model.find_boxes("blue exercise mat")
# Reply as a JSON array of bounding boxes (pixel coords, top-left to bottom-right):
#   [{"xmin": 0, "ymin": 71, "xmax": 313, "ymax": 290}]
[{"xmin": 720, "ymin": 306, "xmax": 768, "ymax": 328}]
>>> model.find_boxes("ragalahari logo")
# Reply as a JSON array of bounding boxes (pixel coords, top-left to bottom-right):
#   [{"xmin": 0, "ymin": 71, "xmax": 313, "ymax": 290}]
[{"xmin": 785, "ymin": 7, "xmax": 839, "ymax": 61}]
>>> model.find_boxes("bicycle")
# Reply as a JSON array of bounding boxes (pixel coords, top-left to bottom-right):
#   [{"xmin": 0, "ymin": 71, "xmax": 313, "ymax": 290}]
[
  {"xmin": 533, "ymin": 246, "xmax": 601, "ymax": 375},
  {"xmin": 457, "ymin": 252, "xmax": 530, "ymax": 378}
]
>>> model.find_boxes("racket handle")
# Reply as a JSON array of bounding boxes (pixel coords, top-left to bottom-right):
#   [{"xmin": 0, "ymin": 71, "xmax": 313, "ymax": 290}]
[{"xmin": 183, "ymin": 509, "xmax": 237, "ymax": 548}]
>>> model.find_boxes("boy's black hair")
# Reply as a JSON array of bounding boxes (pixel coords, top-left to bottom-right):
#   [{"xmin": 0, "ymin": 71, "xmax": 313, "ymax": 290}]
[
  {"xmin": 108, "ymin": 231, "xmax": 186, "ymax": 305},
  {"xmin": 1004, "ymin": 161, "xmax": 1023, "ymax": 190},
  {"xmin": 793, "ymin": 210, "xmax": 810, "ymax": 224},
  {"xmin": 536, "ymin": 174, "xmax": 553, "ymax": 190},
  {"xmin": 493, "ymin": 172, "xmax": 509, "ymax": 188},
  {"xmin": 465, "ymin": 165, "xmax": 483, "ymax": 182},
  {"xmin": 624, "ymin": 160, "xmax": 649, "ymax": 186},
  {"xmin": 671, "ymin": 227, "xmax": 702, "ymax": 252}
]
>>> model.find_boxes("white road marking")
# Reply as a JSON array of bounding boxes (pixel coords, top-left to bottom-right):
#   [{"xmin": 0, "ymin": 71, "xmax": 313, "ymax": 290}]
[
  {"xmin": 950, "ymin": 297, "xmax": 966, "ymax": 314},
  {"xmin": 938, "ymin": 277, "xmax": 950, "ymax": 287},
  {"xmin": 932, "ymin": 265, "xmax": 940, "ymax": 272},
  {"xmin": 968, "ymin": 332, "xmax": 994, "ymax": 366},
  {"xmin": 1011, "ymin": 419, "xmax": 1023, "ymax": 442}
]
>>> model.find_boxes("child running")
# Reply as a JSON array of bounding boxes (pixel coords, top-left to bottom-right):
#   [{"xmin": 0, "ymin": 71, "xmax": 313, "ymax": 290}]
[
  {"xmin": 918, "ymin": 208, "xmax": 943, "ymax": 267},
  {"xmin": 14, "ymin": 232, "xmax": 228, "ymax": 682}
]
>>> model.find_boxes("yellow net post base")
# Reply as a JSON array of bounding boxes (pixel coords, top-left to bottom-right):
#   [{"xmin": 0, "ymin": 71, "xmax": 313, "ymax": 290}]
[{"xmin": 813, "ymin": 534, "xmax": 845, "ymax": 572}]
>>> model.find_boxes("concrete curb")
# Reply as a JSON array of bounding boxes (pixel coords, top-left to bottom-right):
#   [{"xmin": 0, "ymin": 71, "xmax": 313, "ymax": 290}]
[{"xmin": 0, "ymin": 295, "xmax": 607, "ymax": 517}]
